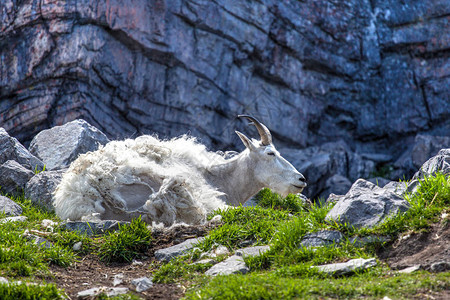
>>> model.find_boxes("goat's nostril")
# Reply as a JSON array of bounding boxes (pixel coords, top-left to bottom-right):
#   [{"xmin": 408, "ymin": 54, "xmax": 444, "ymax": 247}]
[{"xmin": 299, "ymin": 177, "xmax": 306, "ymax": 183}]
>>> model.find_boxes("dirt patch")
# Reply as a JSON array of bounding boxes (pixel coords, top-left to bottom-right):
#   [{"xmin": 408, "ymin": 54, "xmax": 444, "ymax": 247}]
[
  {"xmin": 49, "ymin": 224, "xmax": 212, "ymax": 299},
  {"xmin": 50, "ymin": 255, "xmax": 182, "ymax": 299},
  {"xmin": 377, "ymin": 221, "xmax": 450, "ymax": 271}
]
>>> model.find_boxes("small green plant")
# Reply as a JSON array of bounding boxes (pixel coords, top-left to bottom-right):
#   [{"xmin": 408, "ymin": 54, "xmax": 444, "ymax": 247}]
[
  {"xmin": 33, "ymin": 164, "xmax": 46, "ymax": 174},
  {"xmin": 51, "ymin": 229, "xmax": 94, "ymax": 255},
  {"xmin": 98, "ymin": 217, "xmax": 152, "ymax": 263}
]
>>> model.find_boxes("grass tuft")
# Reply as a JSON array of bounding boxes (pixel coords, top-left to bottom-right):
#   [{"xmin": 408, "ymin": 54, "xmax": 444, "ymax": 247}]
[
  {"xmin": 153, "ymin": 256, "xmax": 212, "ymax": 284},
  {"xmin": 98, "ymin": 216, "xmax": 152, "ymax": 263},
  {"xmin": 253, "ymin": 188, "xmax": 308, "ymax": 213},
  {"xmin": 0, "ymin": 282, "xmax": 64, "ymax": 300},
  {"xmin": 200, "ymin": 206, "xmax": 291, "ymax": 252}
]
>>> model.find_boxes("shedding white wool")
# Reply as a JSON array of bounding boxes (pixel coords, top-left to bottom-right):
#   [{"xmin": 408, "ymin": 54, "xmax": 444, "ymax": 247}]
[{"xmin": 53, "ymin": 135, "xmax": 227, "ymax": 226}]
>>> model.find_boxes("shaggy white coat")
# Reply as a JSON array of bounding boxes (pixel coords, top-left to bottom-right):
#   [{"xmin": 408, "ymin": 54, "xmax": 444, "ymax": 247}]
[{"xmin": 54, "ymin": 135, "xmax": 227, "ymax": 226}]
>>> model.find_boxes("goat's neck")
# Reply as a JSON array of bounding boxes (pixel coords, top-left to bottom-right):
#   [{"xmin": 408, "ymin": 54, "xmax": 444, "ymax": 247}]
[{"xmin": 206, "ymin": 151, "xmax": 264, "ymax": 206}]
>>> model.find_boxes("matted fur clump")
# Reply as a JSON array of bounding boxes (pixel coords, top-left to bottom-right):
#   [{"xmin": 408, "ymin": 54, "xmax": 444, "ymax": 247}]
[{"xmin": 53, "ymin": 135, "xmax": 227, "ymax": 226}]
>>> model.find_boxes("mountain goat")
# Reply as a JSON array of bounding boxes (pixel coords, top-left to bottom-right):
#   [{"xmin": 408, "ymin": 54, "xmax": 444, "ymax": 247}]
[{"xmin": 53, "ymin": 115, "xmax": 307, "ymax": 226}]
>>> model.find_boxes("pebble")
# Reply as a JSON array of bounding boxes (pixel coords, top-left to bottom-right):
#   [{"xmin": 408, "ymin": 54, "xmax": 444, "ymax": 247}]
[
  {"xmin": 72, "ymin": 241, "xmax": 82, "ymax": 251},
  {"xmin": 113, "ymin": 273, "xmax": 124, "ymax": 286},
  {"xmin": 131, "ymin": 276, "xmax": 153, "ymax": 292}
]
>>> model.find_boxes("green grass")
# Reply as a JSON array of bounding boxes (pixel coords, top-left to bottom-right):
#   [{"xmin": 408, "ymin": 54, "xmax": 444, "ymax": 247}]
[
  {"xmin": 0, "ymin": 191, "xmax": 151, "ymax": 298},
  {"xmin": 199, "ymin": 205, "xmax": 292, "ymax": 252},
  {"xmin": 0, "ymin": 195, "xmax": 76, "ymax": 277},
  {"xmin": 185, "ymin": 269, "xmax": 450, "ymax": 300},
  {"xmin": 98, "ymin": 216, "xmax": 152, "ymax": 263},
  {"xmin": 1, "ymin": 173, "xmax": 449, "ymax": 299},
  {"xmin": 253, "ymin": 188, "xmax": 308, "ymax": 213},
  {"xmin": 370, "ymin": 172, "xmax": 450, "ymax": 236},
  {"xmin": 0, "ymin": 281, "xmax": 64, "ymax": 300},
  {"xmin": 152, "ymin": 173, "xmax": 450, "ymax": 299},
  {"xmin": 153, "ymin": 256, "xmax": 213, "ymax": 284}
]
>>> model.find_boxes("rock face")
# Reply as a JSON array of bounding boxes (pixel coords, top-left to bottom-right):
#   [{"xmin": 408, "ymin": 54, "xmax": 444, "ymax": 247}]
[
  {"xmin": 29, "ymin": 119, "xmax": 110, "ymax": 170},
  {"xmin": 281, "ymin": 141, "xmax": 376, "ymax": 198},
  {"xmin": 326, "ymin": 179, "xmax": 410, "ymax": 228},
  {"xmin": 1, "ymin": 1, "xmax": 448, "ymax": 194}
]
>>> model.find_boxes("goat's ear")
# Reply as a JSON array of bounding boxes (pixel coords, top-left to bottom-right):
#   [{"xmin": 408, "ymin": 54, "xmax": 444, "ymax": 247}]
[{"xmin": 235, "ymin": 131, "xmax": 257, "ymax": 151}]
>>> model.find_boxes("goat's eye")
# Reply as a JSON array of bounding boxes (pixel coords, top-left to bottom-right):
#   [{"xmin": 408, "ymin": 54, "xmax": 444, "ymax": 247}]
[{"xmin": 267, "ymin": 152, "xmax": 275, "ymax": 156}]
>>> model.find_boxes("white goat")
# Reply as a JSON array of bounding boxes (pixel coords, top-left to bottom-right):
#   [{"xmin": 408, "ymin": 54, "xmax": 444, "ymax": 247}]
[{"xmin": 53, "ymin": 115, "xmax": 307, "ymax": 226}]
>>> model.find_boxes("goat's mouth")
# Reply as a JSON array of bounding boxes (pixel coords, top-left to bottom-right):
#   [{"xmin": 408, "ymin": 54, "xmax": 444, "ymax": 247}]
[{"xmin": 292, "ymin": 184, "xmax": 306, "ymax": 190}]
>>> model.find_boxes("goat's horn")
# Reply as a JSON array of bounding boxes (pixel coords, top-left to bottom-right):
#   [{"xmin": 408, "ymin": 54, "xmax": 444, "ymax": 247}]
[{"xmin": 238, "ymin": 115, "xmax": 272, "ymax": 146}]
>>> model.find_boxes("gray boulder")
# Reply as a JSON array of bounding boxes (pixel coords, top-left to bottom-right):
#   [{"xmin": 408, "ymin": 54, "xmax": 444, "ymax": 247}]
[
  {"xmin": 383, "ymin": 181, "xmax": 408, "ymax": 196},
  {"xmin": 0, "ymin": 195, "xmax": 22, "ymax": 216},
  {"xmin": 0, "ymin": 160, "xmax": 34, "ymax": 196},
  {"xmin": 235, "ymin": 245, "xmax": 270, "ymax": 257},
  {"xmin": 205, "ymin": 245, "xmax": 270, "ymax": 276},
  {"xmin": 324, "ymin": 193, "xmax": 345, "ymax": 205},
  {"xmin": 62, "ymin": 220, "xmax": 129, "ymax": 236},
  {"xmin": 413, "ymin": 148, "xmax": 450, "ymax": 179},
  {"xmin": 0, "ymin": 128, "xmax": 44, "ymax": 171},
  {"xmin": 30, "ymin": 235, "xmax": 53, "ymax": 249},
  {"xmin": 300, "ymin": 230, "xmax": 343, "ymax": 248},
  {"xmin": 25, "ymin": 169, "xmax": 66, "ymax": 211},
  {"xmin": 29, "ymin": 119, "xmax": 110, "ymax": 170},
  {"xmin": 349, "ymin": 235, "xmax": 391, "ymax": 247},
  {"xmin": 191, "ymin": 258, "xmax": 216, "ymax": 266},
  {"xmin": 430, "ymin": 261, "xmax": 450, "ymax": 273},
  {"xmin": 325, "ymin": 179, "xmax": 410, "ymax": 228},
  {"xmin": 154, "ymin": 237, "xmax": 205, "ymax": 262},
  {"xmin": 314, "ymin": 258, "xmax": 377, "ymax": 276},
  {"xmin": 205, "ymin": 255, "xmax": 248, "ymax": 276}
]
